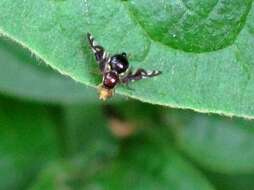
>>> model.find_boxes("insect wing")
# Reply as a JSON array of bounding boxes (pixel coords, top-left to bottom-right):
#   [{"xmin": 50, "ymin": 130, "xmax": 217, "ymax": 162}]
[{"xmin": 87, "ymin": 33, "xmax": 111, "ymax": 72}]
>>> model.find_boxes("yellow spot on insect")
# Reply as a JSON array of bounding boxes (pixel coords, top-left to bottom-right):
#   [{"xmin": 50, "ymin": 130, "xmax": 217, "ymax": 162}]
[{"xmin": 98, "ymin": 85, "xmax": 114, "ymax": 101}]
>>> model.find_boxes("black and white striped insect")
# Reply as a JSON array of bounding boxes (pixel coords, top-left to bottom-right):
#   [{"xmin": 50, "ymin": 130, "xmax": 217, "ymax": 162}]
[{"xmin": 87, "ymin": 32, "xmax": 161, "ymax": 100}]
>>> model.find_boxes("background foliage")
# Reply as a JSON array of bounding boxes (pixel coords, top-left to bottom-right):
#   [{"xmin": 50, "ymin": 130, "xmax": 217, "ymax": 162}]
[{"xmin": 0, "ymin": 0, "xmax": 254, "ymax": 190}]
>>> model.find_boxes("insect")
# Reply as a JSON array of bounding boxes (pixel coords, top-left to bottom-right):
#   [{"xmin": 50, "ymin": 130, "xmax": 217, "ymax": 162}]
[{"xmin": 87, "ymin": 32, "xmax": 161, "ymax": 100}]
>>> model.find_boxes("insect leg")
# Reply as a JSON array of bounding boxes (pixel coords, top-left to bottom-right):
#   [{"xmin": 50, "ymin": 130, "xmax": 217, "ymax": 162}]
[{"xmin": 121, "ymin": 68, "xmax": 161, "ymax": 84}]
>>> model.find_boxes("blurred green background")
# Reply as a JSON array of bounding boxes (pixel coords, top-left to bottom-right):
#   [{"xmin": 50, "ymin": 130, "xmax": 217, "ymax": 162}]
[{"xmin": 0, "ymin": 36, "xmax": 254, "ymax": 190}]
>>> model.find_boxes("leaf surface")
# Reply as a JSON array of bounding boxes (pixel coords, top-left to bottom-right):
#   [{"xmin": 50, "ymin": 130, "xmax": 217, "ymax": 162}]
[
  {"xmin": 166, "ymin": 110, "xmax": 254, "ymax": 173},
  {"xmin": 28, "ymin": 135, "xmax": 215, "ymax": 190},
  {"xmin": 90, "ymin": 136, "xmax": 215, "ymax": 190},
  {"xmin": 0, "ymin": 97, "xmax": 60, "ymax": 190},
  {"xmin": 0, "ymin": 37, "xmax": 97, "ymax": 104},
  {"xmin": 0, "ymin": 0, "xmax": 253, "ymax": 117}
]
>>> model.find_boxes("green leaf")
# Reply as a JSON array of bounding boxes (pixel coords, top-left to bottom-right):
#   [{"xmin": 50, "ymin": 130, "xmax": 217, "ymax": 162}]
[
  {"xmin": 28, "ymin": 135, "xmax": 215, "ymax": 190},
  {"xmin": 0, "ymin": 0, "xmax": 253, "ymax": 118},
  {"xmin": 28, "ymin": 100, "xmax": 215, "ymax": 190},
  {"xmin": 0, "ymin": 37, "xmax": 97, "ymax": 104},
  {"xmin": 28, "ymin": 161, "xmax": 72, "ymax": 190},
  {"xmin": 29, "ymin": 160, "xmax": 93, "ymax": 190},
  {"xmin": 86, "ymin": 136, "xmax": 215, "ymax": 190},
  {"xmin": 28, "ymin": 104, "xmax": 119, "ymax": 190},
  {"xmin": 63, "ymin": 104, "xmax": 118, "ymax": 157},
  {"xmin": 166, "ymin": 109, "xmax": 254, "ymax": 174},
  {"xmin": 0, "ymin": 96, "xmax": 60, "ymax": 190},
  {"xmin": 128, "ymin": 0, "xmax": 252, "ymax": 52},
  {"xmin": 207, "ymin": 172, "xmax": 254, "ymax": 190}
]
